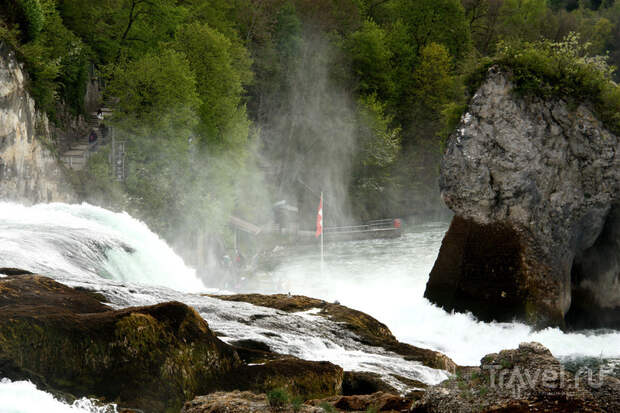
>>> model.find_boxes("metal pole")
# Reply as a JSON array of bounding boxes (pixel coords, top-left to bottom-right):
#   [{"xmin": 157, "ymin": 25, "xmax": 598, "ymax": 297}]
[{"xmin": 320, "ymin": 191, "xmax": 324, "ymax": 275}]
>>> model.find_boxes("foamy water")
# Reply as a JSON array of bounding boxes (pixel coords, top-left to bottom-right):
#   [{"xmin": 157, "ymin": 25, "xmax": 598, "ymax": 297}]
[
  {"xmin": 0, "ymin": 379, "xmax": 117, "ymax": 413},
  {"xmin": 0, "ymin": 202, "xmax": 450, "ymax": 411},
  {"xmin": 245, "ymin": 223, "xmax": 620, "ymax": 366},
  {"xmin": 0, "ymin": 202, "xmax": 618, "ymax": 411}
]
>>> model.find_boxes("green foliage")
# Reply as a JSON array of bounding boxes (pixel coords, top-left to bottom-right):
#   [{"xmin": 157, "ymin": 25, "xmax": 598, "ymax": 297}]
[
  {"xmin": 498, "ymin": 0, "xmax": 551, "ymax": 42},
  {"xmin": 78, "ymin": 148, "xmax": 128, "ymax": 209},
  {"xmin": 5, "ymin": 0, "xmax": 620, "ymax": 238},
  {"xmin": 346, "ymin": 20, "xmax": 394, "ymax": 98},
  {"xmin": 60, "ymin": 0, "xmax": 186, "ymax": 64},
  {"xmin": 439, "ymin": 102, "xmax": 468, "ymax": 151},
  {"xmin": 107, "ymin": 48, "xmax": 200, "ymax": 131},
  {"xmin": 319, "ymin": 401, "xmax": 336, "ymax": 413},
  {"xmin": 173, "ymin": 22, "xmax": 252, "ymax": 147},
  {"xmin": 291, "ymin": 395, "xmax": 304, "ymax": 412},
  {"xmin": 17, "ymin": 0, "xmax": 44, "ymax": 41},
  {"xmin": 487, "ymin": 33, "xmax": 620, "ymax": 134},
  {"xmin": 392, "ymin": 0, "xmax": 472, "ymax": 60},
  {"xmin": 267, "ymin": 387, "xmax": 290, "ymax": 409},
  {"xmin": 412, "ymin": 43, "xmax": 461, "ymax": 116},
  {"xmin": 11, "ymin": 0, "xmax": 90, "ymax": 116},
  {"xmin": 365, "ymin": 406, "xmax": 379, "ymax": 413},
  {"xmin": 499, "ymin": 358, "xmax": 513, "ymax": 369},
  {"xmin": 351, "ymin": 94, "xmax": 401, "ymax": 220}
]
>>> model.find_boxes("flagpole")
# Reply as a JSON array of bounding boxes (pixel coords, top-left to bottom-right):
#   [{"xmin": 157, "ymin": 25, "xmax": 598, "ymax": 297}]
[{"xmin": 320, "ymin": 191, "xmax": 324, "ymax": 276}]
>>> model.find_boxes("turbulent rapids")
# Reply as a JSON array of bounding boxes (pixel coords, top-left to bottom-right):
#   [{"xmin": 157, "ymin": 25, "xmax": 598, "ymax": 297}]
[
  {"xmin": 1, "ymin": 202, "xmax": 619, "ymax": 411},
  {"xmin": 0, "ymin": 203, "xmax": 448, "ymax": 401}
]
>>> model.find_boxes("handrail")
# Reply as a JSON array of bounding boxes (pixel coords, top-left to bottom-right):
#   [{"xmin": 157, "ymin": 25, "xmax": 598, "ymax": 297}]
[{"xmin": 324, "ymin": 219, "xmax": 399, "ymax": 233}]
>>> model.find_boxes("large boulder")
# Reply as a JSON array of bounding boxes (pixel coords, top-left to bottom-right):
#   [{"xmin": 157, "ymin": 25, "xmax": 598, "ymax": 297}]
[
  {"xmin": 413, "ymin": 342, "xmax": 620, "ymax": 413},
  {"xmin": 0, "ymin": 274, "xmax": 241, "ymax": 412},
  {"xmin": 207, "ymin": 358, "xmax": 344, "ymax": 400},
  {"xmin": 425, "ymin": 67, "xmax": 620, "ymax": 328}
]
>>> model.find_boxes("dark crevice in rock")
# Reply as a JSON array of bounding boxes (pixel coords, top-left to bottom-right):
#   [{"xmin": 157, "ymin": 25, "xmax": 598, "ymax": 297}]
[
  {"xmin": 567, "ymin": 204, "xmax": 620, "ymax": 329},
  {"xmin": 0, "ymin": 268, "xmax": 33, "ymax": 275},
  {"xmin": 424, "ymin": 216, "xmax": 527, "ymax": 323}
]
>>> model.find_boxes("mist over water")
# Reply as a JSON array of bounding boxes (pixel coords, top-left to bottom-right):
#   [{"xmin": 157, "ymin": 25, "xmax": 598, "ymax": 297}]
[
  {"xmin": 1, "ymin": 202, "xmax": 619, "ymax": 411},
  {"xmin": 244, "ymin": 222, "xmax": 620, "ymax": 367},
  {"xmin": 0, "ymin": 202, "xmax": 449, "ymax": 410}
]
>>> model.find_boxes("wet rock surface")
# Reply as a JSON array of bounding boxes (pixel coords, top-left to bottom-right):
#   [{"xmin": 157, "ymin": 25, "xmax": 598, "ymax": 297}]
[
  {"xmin": 0, "ymin": 274, "xmax": 241, "ymax": 413},
  {"xmin": 426, "ymin": 67, "xmax": 620, "ymax": 328},
  {"xmin": 0, "ymin": 274, "xmax": 429, "ymax": 412},
  {"xmin": 413, "ymin": 342, "xmax": 620, "ymax": 413},
  {"xmin": 182, "ymin": 391, "xmax": 415, "ymax": 413},
  {"xmin": 182, "ymin": 391, "xmax": 323, "ymax": 413},
  {"xmin": 342, "ymin": 371, "xmax": 399, "ymax": 395},
  {"xmin": 206, "ymin": 358, "xmax": 344, "ymax": 400},
  {"xmin": 211, "ymin": 294, "xmax": 457, "ymax": 373}
]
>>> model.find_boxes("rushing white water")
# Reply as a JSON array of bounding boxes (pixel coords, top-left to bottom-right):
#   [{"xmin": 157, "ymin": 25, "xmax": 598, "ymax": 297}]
[
  {"xmin": 1, "ymin": 202, "xmax": 619, "ymax": 411},
  {"xmin": 0, "ymin": 379, "xmax": 117, "ymax": 413},
  {"xmin": 244, "ymin": 222, "xmax": 620, "ymax": 366},
  {"xmin": 0, "ymin": 202, "xmax": 449, "ymax": 411},
  {"xmin": 0, "ymin": 202, "xmax": 205, "ymax": 292}
]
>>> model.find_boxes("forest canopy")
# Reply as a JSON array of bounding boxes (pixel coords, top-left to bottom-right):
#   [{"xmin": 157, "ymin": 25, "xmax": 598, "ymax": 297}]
[{"xmin": 1, "ymin": 0, "xmax": 620, "ymax": 246}]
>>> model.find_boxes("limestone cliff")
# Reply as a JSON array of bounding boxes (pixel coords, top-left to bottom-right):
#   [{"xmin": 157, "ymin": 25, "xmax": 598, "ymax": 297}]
[
  {"xmin": 0, "ymin": 43, "xmax": 74, "ymax": 203},
  {"xmin": 425, "ymin": 66, "xmax": 620, "ymax": 329}
]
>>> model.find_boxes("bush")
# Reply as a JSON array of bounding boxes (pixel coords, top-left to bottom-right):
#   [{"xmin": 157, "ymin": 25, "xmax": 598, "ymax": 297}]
[
  {"xmin": 267, "ymin": 388, "xmax": 290, "ymax": 410},
  {"xmin": 319, "ymin": 402, "xmax": 336, "ymax": 413},
  {"xmin": 291, "ymin": 395, "xmax": 304, "ymax": 412},
  {"xmin": 467, "ymin": 33, "xmax": 620, "ymax": 135},
  {"xmin": 17, "ymin": 0, "xmax": 44, "ymax": 41}
]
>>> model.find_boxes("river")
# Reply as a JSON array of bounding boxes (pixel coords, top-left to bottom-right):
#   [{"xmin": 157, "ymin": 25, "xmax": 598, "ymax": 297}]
[{"xmin": 0, "ymin": 202, "xmax": 618, "ymax": 412}]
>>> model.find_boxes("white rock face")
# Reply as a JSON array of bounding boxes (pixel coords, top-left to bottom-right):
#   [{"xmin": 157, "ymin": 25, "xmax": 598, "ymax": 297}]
[{"xmin": 0, "ymin": 44, "xmax": 74, "ymax": 203}]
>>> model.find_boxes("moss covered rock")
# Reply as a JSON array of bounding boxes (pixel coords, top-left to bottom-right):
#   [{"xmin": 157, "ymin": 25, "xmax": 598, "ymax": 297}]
[
  {"xmin": 207, "ymin": 358, "xmax": 344, "ymax": 400},
  {"xmin": 211, "ymin": 293, "xmax": 457, "ymax": 373},
  {"xmin": 0, "ymin": 274, "xmax": 241, "ymax": 413},
  {"xmin": 413, "ymin": 342, "xmax": 620, "ymax": 413}
]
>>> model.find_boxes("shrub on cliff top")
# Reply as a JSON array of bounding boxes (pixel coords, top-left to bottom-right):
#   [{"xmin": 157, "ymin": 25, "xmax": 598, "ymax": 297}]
[{"xmin": 467, "ymin": 33, "xmax": 620, "ymax": 135}]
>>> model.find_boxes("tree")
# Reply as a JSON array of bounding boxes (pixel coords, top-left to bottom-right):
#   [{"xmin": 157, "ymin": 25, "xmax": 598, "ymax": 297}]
[
  {"xmin": 60, "ymin": 0, "xmax": 186, "ymax": 64},
  {"xmin": 346, "ymin": 20, "xmax": 394, "ymax": 98},
  {"xmin": 351, "ymin": 95, "xmax": 401, "ymax": 219},
  {"xmin": 498, "ymin": 0, "xmax": 553, "ymax": 42},
  {"xmin": 107, "ymin": 48, "xmax": 200, "ymax": 132},
  {"xmin": 173, "ymin": 22, "xmax": 252, "ymax": 148},
  {"xmin": 6, "ymin": 0, "xmax": 90, "ymax": 116},
  {"xmin": 412, "ymin": 43, "xmax": 460, "ymax": 116},
  {"xmin": 393, "ymin": 0, "xmax": 472, "ymax": 60}
]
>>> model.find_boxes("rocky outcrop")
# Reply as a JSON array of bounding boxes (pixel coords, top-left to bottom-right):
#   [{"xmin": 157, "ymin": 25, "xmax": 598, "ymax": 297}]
[
  {"xmin": 212, "ymin": 294, "xmax": 457, "ymax": 373},
  {"xmin": 413, "ymin": 342, "xmax": 620, "ymax": 413},
  {"xmin": 342, "ymin": 371, "xmax": 399, "ymax": 396},
  {"xmin": 182, "ymin": 391, "xmax": 323, "ymax": 413},
  {"xmin": 0, "ymin": 43, "xmax": 75, "ymax": 203},
  {"xmin": 182, "ymin": 391, "xmax": 415, "ymax": 413},
  {"xmin": 425, "ymin": 67, "xmax": 620, "ymax": 328},
  {"xmin": 0, "ymin": 274, "xmax": 241, "ymax": 412},
  {"xmin": 206, "ymin": 358, "xmax": 344, "ymax": 400},
  {"xmin": 308, "ymin": 392, "xmax": 415, "ymax": 411}
]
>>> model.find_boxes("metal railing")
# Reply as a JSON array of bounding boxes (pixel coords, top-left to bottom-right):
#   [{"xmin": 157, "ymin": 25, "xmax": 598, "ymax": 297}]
[{"xmin": 324, "ymin": 219, "xmax": 399, "ymax": 234}]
